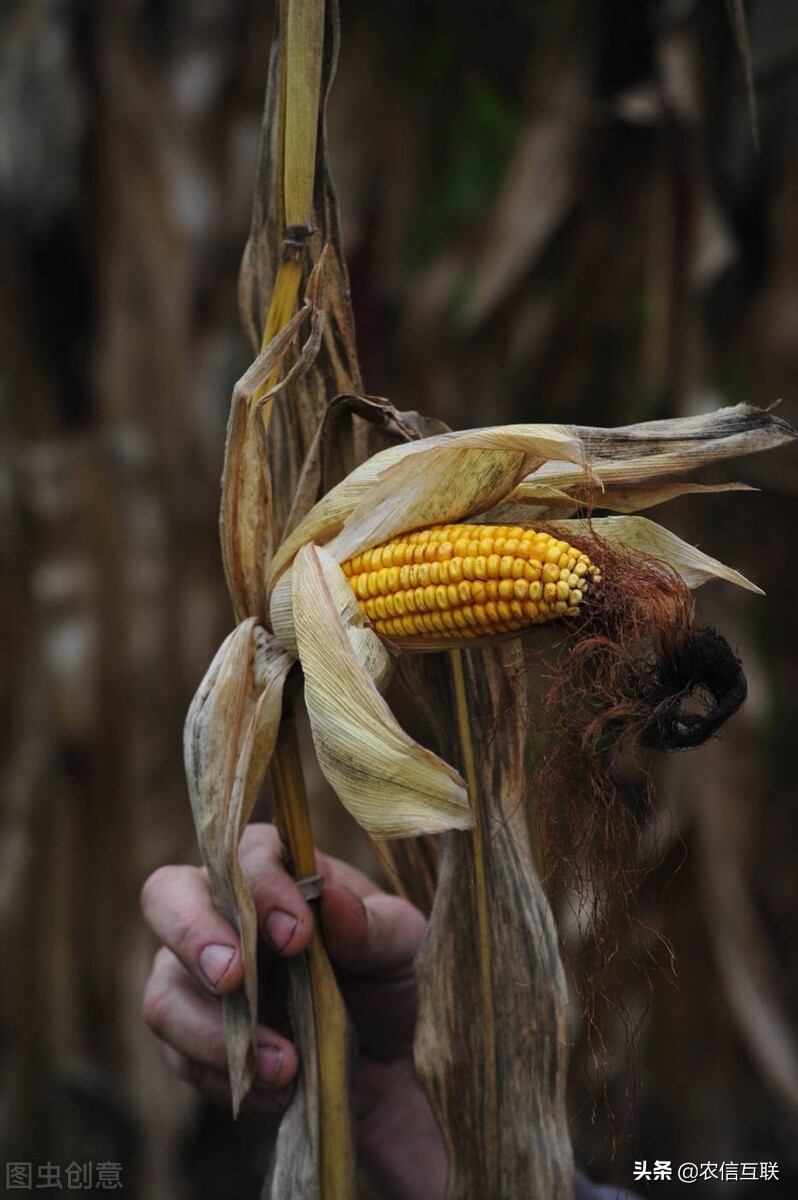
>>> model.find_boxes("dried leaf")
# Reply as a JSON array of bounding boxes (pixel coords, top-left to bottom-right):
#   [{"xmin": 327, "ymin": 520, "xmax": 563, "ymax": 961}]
[
  {"xmin": 239, "ymin": 0, "xmax": 364, "ymax": 530},
  {"xmin": 268, "ymin": 422, "xmax": 587, "ymax": 586},
  {"xmin": 323, "ymin": 446, "xmax": 531, "ymax": 567},
  {"xmin": 586, "ymin": 480, "xmax": 754, "ymax": 513},
  {"xmin": 414, "ymin": 644, "xmax": 574, "ymax": 1198},
  {"xmin": 283, "ymin": 393, "xmax": 449, "ymax": 541},
  {"xmin": 221, "ymin": 264, "xmax": 327, "ymax": 621},
  {"xmin": 531, "ymin": 404, "xmax": 795, "ymax": 491},
  {"xmin": 233, "ymin": 4, "xmax": 363, "ymax": 1194},
  {"xmin": 263, "ymin": 942, "xmax": 356, "ymax": 1200},
  {"xmin": 292, "ymin": 543, "xmax": 471, "ymax": 837},
  {"xmin": 492, "ymin": 480, "xmax": 754, "ymax": 521},
  {"xmin": 550, "ymin": 515, "xmax": 763, "ymax": 593},
  {"xmin": 184, "ymin": 620, "xmax": 293, "ymax": 1111},
  {"xmin": 262, "ymin": 957, "xmax": 321, "ymax": 1200}
]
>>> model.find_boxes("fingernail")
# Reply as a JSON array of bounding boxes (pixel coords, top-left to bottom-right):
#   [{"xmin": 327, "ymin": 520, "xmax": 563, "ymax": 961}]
[
  {"xmin": 265, "ymin": 909, "xmax": 298, "ymax": 951},
  {"xmin": 258, "ymin": 1045, "xmax": 284, "ymax": 1084},
  {"xmin": 199, "ymin": 943, "xmax": 235, "ymax": 988}
]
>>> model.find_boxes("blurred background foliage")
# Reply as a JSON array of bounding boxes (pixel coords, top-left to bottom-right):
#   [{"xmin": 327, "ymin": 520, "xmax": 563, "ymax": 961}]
[{"xmin": 1, "ymin": 0, "xmax": 797, "ymax": 1196}]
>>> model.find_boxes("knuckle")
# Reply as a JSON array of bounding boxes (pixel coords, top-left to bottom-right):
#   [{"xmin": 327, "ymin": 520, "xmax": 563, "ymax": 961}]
[{"xmin": 139, "ymin": 865, "xmax": 178, "ymax": 918}]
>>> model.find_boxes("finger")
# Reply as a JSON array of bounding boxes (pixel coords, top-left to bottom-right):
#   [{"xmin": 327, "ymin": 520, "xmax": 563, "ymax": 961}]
[
  {"xmin": 238, "ymin": 825, "xmax": 315, "ymax": 954},
  {"xmin": 140, "ymin": 865, "xmax": 243, "ymax": 995},
  {"xmin": 320, "ymin": 887, "xmax": 427, "ymax": 976},
  {"xmin": 315, "ymin": 850, "xmax": 382, "ymax": 900},
  {"xmin": 142, "ymin": 947, "xmax": 298, "ymax": 1090},
  {"xmin": 160, "ymin": 1044, "xmax": 295, "ymax": 1115},
  {"xmin": 320, "ymin": 889, "xmax": 423, "ymax": 1059}
]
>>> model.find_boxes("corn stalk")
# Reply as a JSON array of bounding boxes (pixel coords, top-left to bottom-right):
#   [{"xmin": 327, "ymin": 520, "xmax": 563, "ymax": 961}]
[
  {"xmin": 187, "ymin": 0, "xmax": 796, "ymax": 1196},
  {"xmin": 213, "ymin": 0, "xmax": 579, "ymax": 1192},
  {"xmin": 191, "ymin": 0, "xmax": 364, "ymax": 1194},
  {"xmin": 243, "ymin": 2, "xmax": 382, "ymax": 1192}
]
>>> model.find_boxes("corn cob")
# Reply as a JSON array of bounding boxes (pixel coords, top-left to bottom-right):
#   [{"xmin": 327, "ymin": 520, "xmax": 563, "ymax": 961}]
[{"xmin": 341, "ymin": 524, "xmax": 600, "ymax": 641}]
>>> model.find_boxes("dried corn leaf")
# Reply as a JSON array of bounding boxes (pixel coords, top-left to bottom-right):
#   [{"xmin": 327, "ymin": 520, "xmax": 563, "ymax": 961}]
[
  {"xmin": 550, "ymin": 515, "xmax": 762, "ymax": 593},
  {"xmin": 240, "ymin": 0, "xmax": 363, "ymax": 540},
  {"xmin": 268, "ymin": 422, "xmax": 587, "ymax": 585},
  {"xmin": 494, "ymin": 479, "xmax": 754, "ymax": 520},
  {"xmin": 263, "ymin": 942, "xmax": 356, "ymax": 1200},
  {"xmin": 221, "ymin": 260, "xmax": 328, "ymax": 622},
  {"xmin": 323, "ymin": 446, "xmax": 531, "ymax": 567},
  {"xmin": 230, "ymin": 3, "xmax": 365, "ymax": 1193},
  {"xmin": 292, "ymin": 543, "xmax": 470, "ymax": 837},
  {"xmin": 584, "ymin": 480, "xmax": 754, "ymax": 512},
  {"xmin": 531, "ymin": 404, "xmax": 795, "ymax": 491},
  {"xmin": 413, "ymin": 644, "xmax": 574, "ymax": 1198},
  {"xmin": 283, "ymin": 393, "xmax": 449, "ymax": 542},
  {"xmin": 262, "ymin": 956, "xmax": 321, "ymax": 1200},
  {"xmin": 184, "ymin": 619, "xmax": 293, "ymax": 1111}
]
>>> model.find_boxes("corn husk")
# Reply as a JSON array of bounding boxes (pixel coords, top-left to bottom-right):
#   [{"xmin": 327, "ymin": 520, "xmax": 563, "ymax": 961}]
[
  {"xmin": 292, "ymin": 543, "xmax": 470, "ymax": 836},
  {"xmin": 183, "ymin": 620, "xmax": 292, "ymax": 1110}
]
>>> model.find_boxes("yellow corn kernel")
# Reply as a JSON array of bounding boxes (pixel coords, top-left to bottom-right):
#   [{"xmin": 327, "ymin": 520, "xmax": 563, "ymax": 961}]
[{"xmin": 341, "ymin": 523, "xmax": 600, "ymax": 642}]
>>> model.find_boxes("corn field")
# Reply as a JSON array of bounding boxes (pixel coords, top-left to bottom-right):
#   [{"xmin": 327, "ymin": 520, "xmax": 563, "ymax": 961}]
[{"xmin": 2, "ymin": 1, "xmax": 798, "ymax": 1197}]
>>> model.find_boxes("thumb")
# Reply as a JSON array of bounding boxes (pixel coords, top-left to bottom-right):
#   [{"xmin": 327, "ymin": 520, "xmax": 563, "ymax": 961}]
[{"xmin": 319, "ymin": 885, "xmax": 427, "ymax": 976}]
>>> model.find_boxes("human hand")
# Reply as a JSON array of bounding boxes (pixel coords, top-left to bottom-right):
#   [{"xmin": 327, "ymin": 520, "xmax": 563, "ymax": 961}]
[{"xmin": 140, "ymin": 824, "xmax": 446, "ymax": 1200}]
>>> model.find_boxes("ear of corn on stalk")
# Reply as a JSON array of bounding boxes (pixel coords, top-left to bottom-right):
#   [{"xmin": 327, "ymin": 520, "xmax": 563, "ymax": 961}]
[{"xmin": 340, "ymin": 524, "xmax": 600, "ymax": 641}]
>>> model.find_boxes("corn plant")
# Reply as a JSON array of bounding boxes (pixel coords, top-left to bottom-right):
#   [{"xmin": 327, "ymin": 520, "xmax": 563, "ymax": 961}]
[{"xmin": 182, "ymin": 1, "xmax": 795, "ymax": 1196}]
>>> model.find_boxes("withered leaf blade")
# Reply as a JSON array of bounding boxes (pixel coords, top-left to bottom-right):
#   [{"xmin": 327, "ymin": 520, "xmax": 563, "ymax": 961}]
[
  {"xmin": 268, "ymin": 422, "xmax": 587, "ymax": 587},
  {"xmin": 184, "ymin": 619, "xmax": 293, "ymax": 1112},
  {"xmin": 584, "ymin": 481, "xmax": 755, "ymax": 513},
  {"xmin": 292, "ymin": 543, "xmax": 471, "ymax": 837},
  {"xmin": 221, "ymin": 263, "xmax": 327, "ymax": 622},
  {"xmin": 262, "ymin": 942, "xmax": 356, "ymax": 1200},
  {"xmin": 492, "ymin": 479, "xmax": 754, "ymax": 521},
  {"xmin": 262, "ymin": 956, "xmax": 321, "ymax": 1200},
  {"xmin": 324, "ymin": 446, "xmax": 533, "ymax": 567},
  {"xmin": 412, "ymin": 644, "xmax": 575, "ymax": 1198},
  {"xmin": 551, "ymin": 514, "xmax": 763, "ymax": 593},
  {"xmin": 532, "ymin": 404, "xmax": 796, "ymax": 490},
  {"xmin": 241, "ymin": 0, "xmax": 364, "ymax": 544},
  {"xmin": 282, "ymin": 392, "xmax": 449, "ymax": 542}
]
